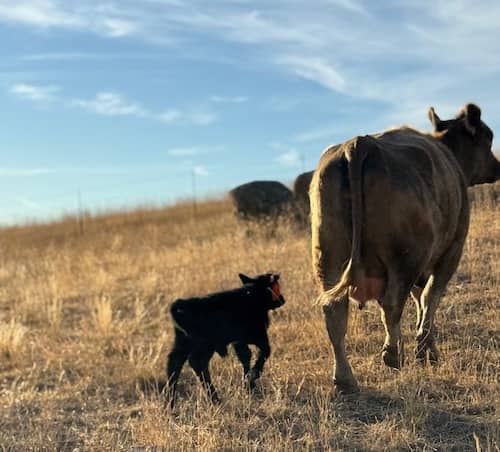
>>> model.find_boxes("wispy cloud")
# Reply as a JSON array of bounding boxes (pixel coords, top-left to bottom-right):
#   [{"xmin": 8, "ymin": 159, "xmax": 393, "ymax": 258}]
[
  {"xmin": 277, "ymin": 56, "xmax": 345, "ymax": 93},
  {"xmin": 68, "ymin": 90, "xmax": 209, "ymax": 125},
  {"xmin": 0, "ymin": 1, "xmax": 141, "ymax": 40},
  {"xmin": 157, "ymin": 109, "xmax": 182, "ymax": 124},
  {"xmin": 167, "ymin": 147, "xmax": 200, "ymax": 157},
  {"xmin": 156, "ymin": 109, "xmax": 217, "ymax": 125},
  {"xmin": 167, "ymin": 145, "xmax": 224, "ymax": 156},
  {"xmin": 15, "ymin": 196, "xmax": 44, "ymax": 210},
  {"xmin": 193, "ymin": 165, "xmax": 209, "ymax": 176},
  {"xmin": 210, "ymin": 95, "xmax": 248, "ymax": 103},
  {"xmin": 170, "ymin": 9, "xmax": 321, "ymax": 47},
  {"xmin": 5, "ymin": 1, "xmax": 500, "ymax": 139},
  {"xmin": 100, "ymin": 18, "xmax": 138, "ymax": 37},
  {"xmin": 275, "ymin": 149, "xmax": 301, "ymax": 167},
  {"xmin": 188, "ymin": 110, "xmax": 217, "ymax": 125},
  {"xmin": 0, "ymin": 1, "xmax": 82, "ymax": 28},
  {"xmin": 9, "ymin": 84, "xmax": 217, "ymax": 126},
  {"xmin": 324, "ymin": 0, "xmax": 368, "ymax": 16},
  {"xmin": 9, "ymin": 83, "xmax": 59, "ymax": 101},
  {"xmin": 71, "ymin": 92, "xmax": 147, "ymax": 117}
]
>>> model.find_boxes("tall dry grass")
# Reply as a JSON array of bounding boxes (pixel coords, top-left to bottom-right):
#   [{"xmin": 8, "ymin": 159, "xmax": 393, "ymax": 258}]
[{"xmin": 0, "ymin": 186, "xmax": 498, "ymax": 451}]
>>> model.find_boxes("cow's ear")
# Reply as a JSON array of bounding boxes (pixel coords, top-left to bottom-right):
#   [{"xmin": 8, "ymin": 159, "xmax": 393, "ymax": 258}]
[
  {"xmin": 239, "ymin": 273, "xmax": 253, "ymax": 284},
  {"xmin": 274, "ymin": 274, "xmax": 280, "ymax": 282},
  {"xmin": 428, "ymin": 107, "xmax": 443, "ymax": 131},
  {"xmin": 463, "ymin": 103, "xmax": 481, "ymax": 135}
]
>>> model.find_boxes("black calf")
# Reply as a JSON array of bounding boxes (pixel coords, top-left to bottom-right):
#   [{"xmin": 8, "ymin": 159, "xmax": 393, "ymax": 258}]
[{"xmin": 166, "ymin": 273, "xmax": 285, "ymax": 405}]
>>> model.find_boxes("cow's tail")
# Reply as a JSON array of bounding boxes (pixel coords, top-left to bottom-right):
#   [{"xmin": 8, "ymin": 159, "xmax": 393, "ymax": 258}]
[{"xmin": 317, "ymin": 136, "xmax": 369, "ymax": 305}]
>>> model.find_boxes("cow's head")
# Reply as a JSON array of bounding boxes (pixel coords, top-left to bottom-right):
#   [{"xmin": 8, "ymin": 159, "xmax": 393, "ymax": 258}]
[
  {"xmin": 239, "ymin": 272, "xmax": 286, "ymax": 309},
  {"xmin": 428, "ymin": 103, "xmax": 500, "ymax": 186}
]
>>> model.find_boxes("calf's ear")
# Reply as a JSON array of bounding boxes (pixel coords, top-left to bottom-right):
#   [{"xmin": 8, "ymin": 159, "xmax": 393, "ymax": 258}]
[
  {"xmin": 463, "ymin": 103, "xmax": 481, "ymax": 135},
  {"xmin": 428, "ymin": 107, "xmax": 443, "ymax": 131},
  {"xmin": 239, "ymin": 273, "xmax": 253, "ymax": 284}
]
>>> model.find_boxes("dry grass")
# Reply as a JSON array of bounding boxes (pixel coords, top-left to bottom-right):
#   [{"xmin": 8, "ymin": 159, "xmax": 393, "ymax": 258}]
[{"xmin": 0, "ymin": 186, "xmax": 498, "ymax": 451}]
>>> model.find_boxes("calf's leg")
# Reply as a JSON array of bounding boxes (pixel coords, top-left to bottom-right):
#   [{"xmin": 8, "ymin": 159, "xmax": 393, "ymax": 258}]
[
  {"xmin": 233, "ymin": 342, "xmax": 252, "ymax": 377},
  {"xmin": 165, "ymin": 332, "xmax": 190, "ymax": 406},
  {"xmin": 247, "ymin": 335, "xmax": 270, "ymax": 391},
  {"xmin": 188, "ymin": 348, "xmax": 219, "ymax": 403}
]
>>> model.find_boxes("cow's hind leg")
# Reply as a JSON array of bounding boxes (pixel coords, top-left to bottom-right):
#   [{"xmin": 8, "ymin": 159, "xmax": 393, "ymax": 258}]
[
  {"xmin": 323, "ymin": 295, "xmax": 359, "ymax": 393},
  {"xmin": 416, "ymin": 240, "xmax": 465, "ymax": 364},
  {"xmin": 380, "ymin": 274, "xmax": 417, "ymax": 369},
  {"xmin": 188, "ymin": 348, "xmax": 219, "ymax": 403},
  {"xmin": 410, "ymin": 285, "xmax": 424, "ymax": 332},
  {"xmin": 310, "ymin": 158, "xmax": 358, "ymax": 393}
]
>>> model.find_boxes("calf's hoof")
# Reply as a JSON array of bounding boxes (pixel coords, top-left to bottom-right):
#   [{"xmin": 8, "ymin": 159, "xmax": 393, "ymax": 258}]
[
  {"xmin": 208, "ymin": 391, "xmax": 221, "ymax": 404},
  {"xmin": 245, "ymin": 370, "xmax": 260, "ymax": 393},
  {"xmin": 163, "ymin": 397, "xmax": 175, "ymax": 410},
  {"xmin": 246, "ymin": 379, "xmax": 257, "ymax": 393},
  {"xmin": 382, "ymin": 345, "xmax": 400, "ymax": 369},
  {"xmin": 161, "ymin": 388, "xmax": 176, "ymax": 409}
]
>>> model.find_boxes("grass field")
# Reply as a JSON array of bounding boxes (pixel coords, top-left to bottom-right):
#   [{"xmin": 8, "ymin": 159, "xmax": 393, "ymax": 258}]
[{"xmin": 0, "ymin": 184, "xmax": 498, "ymax": 451}]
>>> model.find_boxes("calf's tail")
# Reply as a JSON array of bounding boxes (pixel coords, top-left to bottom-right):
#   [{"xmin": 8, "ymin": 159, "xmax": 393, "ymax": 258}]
[{"xmin": 169, "ymin": 300, "xmax": 190, "ymax": 336}]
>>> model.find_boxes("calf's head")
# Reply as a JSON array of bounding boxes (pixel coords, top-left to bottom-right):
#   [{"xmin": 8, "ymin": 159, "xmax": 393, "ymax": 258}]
[
  {"xmin": 428, "ymin": 103, "xmax": 500, "ymax": 185},
  {"xmin": 239, "ymin": 273, "xmax": 286, "ymax": 309}
]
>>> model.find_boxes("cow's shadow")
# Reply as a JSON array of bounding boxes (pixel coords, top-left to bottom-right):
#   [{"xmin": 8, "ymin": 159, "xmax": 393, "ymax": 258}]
[
  {"xmin": 135, "ymin": 374, "xmax": 495, "ymax": 449},
  {"xmin": 331, "ymin": 386, "xmax": 495, "ymax": 449}
]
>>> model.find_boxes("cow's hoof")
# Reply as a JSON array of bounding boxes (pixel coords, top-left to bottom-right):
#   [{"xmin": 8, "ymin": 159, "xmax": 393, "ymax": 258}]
[
  {"xmin": 415, "ymin": 338, "xmax": 439, "ymax": 366},
  {"xmin": 333, "ymin": 379, "xmax": 360, "ymax": 394},
  {"xmin": 382, "ymin": 346, "xmax": 400, "ymax": 369}
]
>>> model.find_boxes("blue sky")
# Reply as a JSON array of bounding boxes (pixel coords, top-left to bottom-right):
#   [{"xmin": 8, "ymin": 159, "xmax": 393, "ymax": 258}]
[{"xmin": 1, "ymin": 0, "xmax": 499, "ymax": 225}]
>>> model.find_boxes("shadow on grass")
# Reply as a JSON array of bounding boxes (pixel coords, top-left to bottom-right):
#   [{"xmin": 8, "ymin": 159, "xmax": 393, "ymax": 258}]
[
  {"xmin": 133, "ymin": 374, "xmax": 496, "ymax": 449},
  {"xmin": 136, "ymin": 375, "xmax": 168, "ymax": 396},
  {"xmin": 334, "ymin": 387, "xmax": 496, "ymax": 450}
]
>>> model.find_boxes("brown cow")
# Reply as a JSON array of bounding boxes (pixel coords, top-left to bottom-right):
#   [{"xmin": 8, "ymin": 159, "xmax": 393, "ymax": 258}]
[
  {"xmin": 310, "ymin": 104, "xmax": 500, "ymax": 393},
  {"xmin": 292, "ymin": 170, "xmax": 315, "ymax": 224}
]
